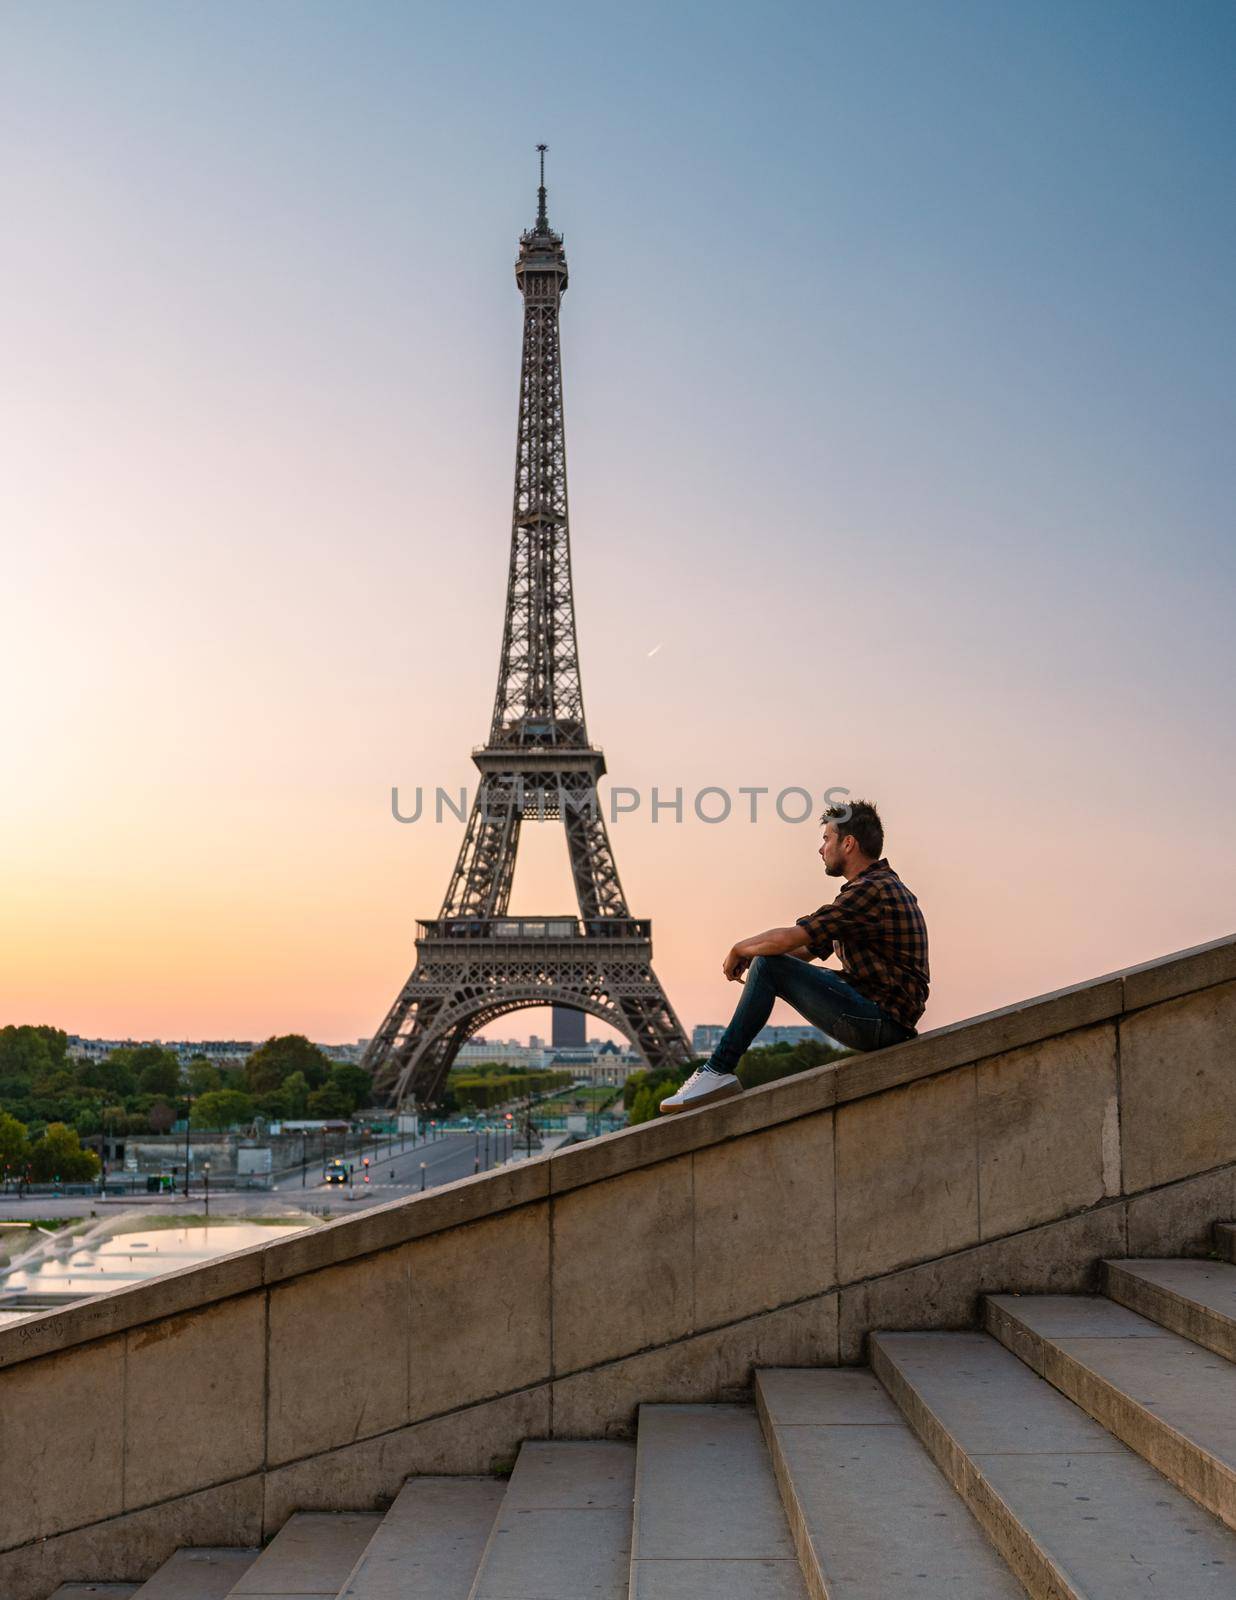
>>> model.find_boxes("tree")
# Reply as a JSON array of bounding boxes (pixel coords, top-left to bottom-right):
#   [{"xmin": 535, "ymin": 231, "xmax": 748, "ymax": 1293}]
[
  {"xmin": 187, "ymin": 1059, "xmax": 222, "ymax": 1097},
  {"xmin": 32, "ymin": 1024, "xmax": 69, "ymax": 1065},
  {"xmin": 282, "ymin": 1071, "xmax": 310, "ymax": 1117},
  {"xmin": 306, "ymin": 1082, "xmax": 350, "ymax": 1120},
  {"xmin": 328, "ymin": 1064, "xmax": 372, "ymax": 1115},
  {"xmin": 254, "ymin": 1090, "xmax": 289, "ymax": 1121},
  {"xmin": 736, "ymin": 1038, "xmax": 846, "ymax": 1090},
  {"xmin": 623, "ymin": 1066, "xmax": 688, "ymax": 1125},
  {"xmin": 0, "ymin": 1110, "xmax": 30, "ymax": 1174},
  {"xmin": 137, "ymin": 1053, "xmax": 182, "ymax": 1097},
  {"xmin": 76, "ymin": 1054, "xmax": 137, "ymax": 1098},
  {"xmin": 246, "ymin": 1035, "xmax": 331, "ymax": 1095},
  {"xmin": 190, "ymin": 1089, "xmax": 255, "ymax": 1130},
  {"xmin": 148, "ymin": 1098, "xmax": 176, "ymax": 1134},
  {"xmin": 28, "ymin": 1123, "xmax": 100, "ymax": 1183},
  {"xmin": 0, "ymin": 1024, "xmax": 58, "ymax": 1091},
  {"xmin": 626, "ymin": 1074, "xmax": 684, "ymax": 1125}
]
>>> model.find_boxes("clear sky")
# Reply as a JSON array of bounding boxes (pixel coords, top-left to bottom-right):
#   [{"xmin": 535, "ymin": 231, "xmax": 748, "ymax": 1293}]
[{"xmin": 2, "ymin": 0, "xmax": 1234, "ymax": 1047}]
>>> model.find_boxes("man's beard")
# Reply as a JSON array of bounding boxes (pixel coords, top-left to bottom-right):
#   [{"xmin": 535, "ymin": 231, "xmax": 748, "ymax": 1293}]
[{"xmin": 824, "ymin": 860, "xmax": 844, "ymax": 877}]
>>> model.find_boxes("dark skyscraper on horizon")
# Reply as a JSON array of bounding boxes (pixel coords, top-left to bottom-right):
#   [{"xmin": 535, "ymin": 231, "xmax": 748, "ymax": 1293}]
[{"xmin": 552, "ymin": 1006, "xmax": 587, "ymax": 1049}]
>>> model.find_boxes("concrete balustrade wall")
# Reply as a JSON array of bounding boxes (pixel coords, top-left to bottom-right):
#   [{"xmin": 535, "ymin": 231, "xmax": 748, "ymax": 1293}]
[{"xmin": 2, "ymin": 934, "xmax": 1234, "ymax": 1600}]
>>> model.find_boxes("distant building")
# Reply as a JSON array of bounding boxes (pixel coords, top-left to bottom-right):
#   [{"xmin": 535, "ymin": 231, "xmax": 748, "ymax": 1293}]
[
  {"xmin": 67, "ymin": 1035, "xmax": 255, "ymax": 1066},
  {"xmin": 453, "ymin": 1037, "xmax": 549, "ymax": 1070},
  {"xmin": 551, "ymin": 1007, "xmax": 587, "ymax": 1048},
  {"xmin": 166, "ymin": 1040, "xmax": 256, "ymax": 1065},
  {"xmin": 67, "ymin": 1036, "xmax": 140, "ymax": 1062},
  {"xmin": 316, "ymin": 1042, "xmax": 366, "ymax": 1064},
  {"xmin": 545, "ymin": 1037, "xmax": 644, "ymax": 1085},
  {"xmin": 66, "ymin": 1035, "xmax": 369, "ymax": 1068}
]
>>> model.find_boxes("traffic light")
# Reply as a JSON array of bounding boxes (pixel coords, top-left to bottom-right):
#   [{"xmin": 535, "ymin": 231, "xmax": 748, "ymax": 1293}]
[{"xmin": 363, "ymin": 1156, "xmax": 370, "ymax": 1185}]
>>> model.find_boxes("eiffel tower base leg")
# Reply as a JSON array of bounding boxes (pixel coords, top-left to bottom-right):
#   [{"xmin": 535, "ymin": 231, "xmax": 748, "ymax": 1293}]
[{"xmin": 365, "ymin": 922, "xmax": 692, "ymax": 1109}]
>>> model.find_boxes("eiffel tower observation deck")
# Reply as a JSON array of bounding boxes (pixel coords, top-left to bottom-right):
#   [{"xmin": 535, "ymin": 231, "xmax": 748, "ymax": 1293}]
[{"xmin": 362, "ymin": 151, "xmax": 692, "ymax": 1109}]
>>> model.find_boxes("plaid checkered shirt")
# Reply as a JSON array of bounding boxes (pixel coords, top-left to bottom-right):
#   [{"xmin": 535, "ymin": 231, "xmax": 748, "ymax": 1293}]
[{"xmin": 794, "ymin": 858, "xmax": 930, "ymax": 1032}]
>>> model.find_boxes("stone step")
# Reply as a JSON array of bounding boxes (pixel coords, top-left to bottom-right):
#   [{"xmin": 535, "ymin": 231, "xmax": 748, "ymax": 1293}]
[
  {"xmin": 871, "ymin": 1329, "xmax": 1236, "ymax": 1597},
  {"xmin": 1103, "ymin": 1258, "xmax": 1236, "ymax": 1362},
  {"xmin": 133, "ymin": 1551, "xmax": 258, "ymax": 1599},
  {"xmin": 48, "ymin": 1589, "xmax": 139, "ymax": 1599},
  {"xmin": 630, "ymin": 1403, "xmax": 806, "ymax": 1599},
  {"xmin": 986, "ymin": 1292, "xmax": 1236, "ymax": 1531},
  {"xmin": 223, "ymin": 1513, "xmax": 381, "ymax": 1599},
  {"xmin": 339, "ymin": 1478, "xmax": 504, "ymax": 1600},
  {"xmin": 466, "ymin": 1440, "xmax": 634, "ymax": 1600},
  {"xmin": 756, "ymin": 1368, "xmax": 1024, "ymax": 1598},
  {"xmin": 1214, "ymin": 1222, "xmax": 1236, "ymax": 1264}
]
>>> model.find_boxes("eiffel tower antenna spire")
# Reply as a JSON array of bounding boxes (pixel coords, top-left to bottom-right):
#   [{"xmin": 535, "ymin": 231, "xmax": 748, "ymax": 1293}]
[
  {"xmin": 362, "ymin": 169, "xmax": 691, "ymax": 1111},
  {"xmin": 536, "ymin": 142, "xmax": 549, "ymax": 231}
]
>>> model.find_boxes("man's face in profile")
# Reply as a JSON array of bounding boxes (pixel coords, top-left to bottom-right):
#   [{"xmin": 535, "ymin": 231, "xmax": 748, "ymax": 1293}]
[{"xmin": 819, "ymin": 821, "xmax": 847, "ymax": 878}]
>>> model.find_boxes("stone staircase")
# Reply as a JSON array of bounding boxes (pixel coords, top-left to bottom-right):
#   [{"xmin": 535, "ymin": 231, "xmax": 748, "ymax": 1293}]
[{"xmin": 48, "ymin": 1222, "xmax": 1236, "ymax": 1599}]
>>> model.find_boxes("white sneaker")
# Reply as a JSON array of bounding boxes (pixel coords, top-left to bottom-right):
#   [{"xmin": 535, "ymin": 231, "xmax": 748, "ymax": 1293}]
[{"xmin": 658, "ymin": 1068, "xmax": 742, "ymax": 1114}]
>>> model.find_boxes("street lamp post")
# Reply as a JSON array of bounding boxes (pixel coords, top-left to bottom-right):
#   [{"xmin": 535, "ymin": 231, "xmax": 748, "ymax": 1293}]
[{"xmin": 184, "ymin": 1090, "xmax": 192, "ymax": 1199}]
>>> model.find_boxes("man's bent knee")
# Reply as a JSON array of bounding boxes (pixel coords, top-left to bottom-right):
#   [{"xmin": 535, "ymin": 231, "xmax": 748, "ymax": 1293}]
[
  {"xmin": 747, "ymin": 953, "xmax": 787, "ymax": 980},
  {"xmin": 749, "ymin": 953, "xmax": 798, "ymax": 986}
]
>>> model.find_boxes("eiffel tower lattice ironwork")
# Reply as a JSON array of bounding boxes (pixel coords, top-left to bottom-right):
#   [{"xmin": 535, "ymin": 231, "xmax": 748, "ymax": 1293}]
[{"xmin": 363, "ymin": 152, "xmax": 692, "ymax": 1109}]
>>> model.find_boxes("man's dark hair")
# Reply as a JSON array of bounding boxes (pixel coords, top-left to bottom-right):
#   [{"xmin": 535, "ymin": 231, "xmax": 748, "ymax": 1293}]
[{"xmin": 821, "ymin": 797, "xmax": 884, "ymax": 860}]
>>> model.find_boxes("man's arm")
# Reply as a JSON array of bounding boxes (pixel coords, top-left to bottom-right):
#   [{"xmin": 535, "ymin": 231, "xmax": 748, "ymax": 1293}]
[
  {"xmin": 723, "ymin": 924, "xmax": 811, "ymax": 980},
  {"xmin": 793, "ymin": 876, "xmax": 884, "ymax": 960}
]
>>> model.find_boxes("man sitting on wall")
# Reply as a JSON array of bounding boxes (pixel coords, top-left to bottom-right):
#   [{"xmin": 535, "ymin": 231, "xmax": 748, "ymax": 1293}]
[{"xmin": 660, "ymin": 798, "xmax": 929, "ymax": 1114}]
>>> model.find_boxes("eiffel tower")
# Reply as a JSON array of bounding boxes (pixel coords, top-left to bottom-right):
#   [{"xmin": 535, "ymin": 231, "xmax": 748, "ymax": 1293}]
[{"xmin": 364, "ymin": 151, "xmax": 692, "ymax": 1109}]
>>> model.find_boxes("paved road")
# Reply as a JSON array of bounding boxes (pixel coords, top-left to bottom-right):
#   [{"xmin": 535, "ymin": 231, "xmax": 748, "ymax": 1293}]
[
  {"xmin": 271, "ymin": 1128, "xmax": 531, "ymax": 1197},
  {"xmin": 0, "ymin": 1129, "xmax": 556, "ymax": 1222}
]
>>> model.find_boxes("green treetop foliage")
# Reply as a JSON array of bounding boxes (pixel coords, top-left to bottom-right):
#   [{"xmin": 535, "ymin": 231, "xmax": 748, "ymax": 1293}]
[
  {"xmin": 246, "ymin": 1035, "xmax": 332, "ymax": 1095},
  {"xmin": 138, "ymin": 1055, "xmax": 183, "ymax": 1097},
  {"xmin": 190, "ymin": 1088, "xmax": 256, "ymax": 1130},
  {"xmin": 254, "ymin": 1089, "xmax": 289, "ymax": 1120},
  {"xmin": 442, "ymin": 1069, "xmax": 574, "ymax": 1114},
  {"xmin": 623, "ymin": 1066, "xmax": 688, "ymax": 1126},
  {"xmin": 329, "ymin": 1063, "xmax": 372, "ymax": 1112},
  {"xmin": 148, "ymin": 1098, "xmax": 176, "ymax": 1134},
  {"xmin": 75, "ymin": 1054, "xmax": 138, "ymax": 1098},
  {"xmin": 0, "ymin": 1109, "xmax": 31, "ymax": 1172},
  {"xmin": 0, "ymin": 1024, "xmax": 373, "ymax": 1141},
  {"xmin": 306, "ymin": 1082, "xmax": 350, "ymax": 1120},
  {"xmin": 734, "ymin": 1036, "xmax": 845, "ymax": 1087},
  {"xmin": 0, "ymin": 1024, "xmax": 67, "ymax": 1099},
  {"xmin": 27, "ymin": 1122, "xmax": 101, "ymax": 1183},
  {"xmin": 282, "ymin": 1071, "xmax": 310, "ymax": 1117},
  {"xmin": 99, "ymin": 1044, "xmax": 183, "ymax": 1100},
  {"xmin": 187, "ymin": 1059, "xmax": 222, "ymax": 1096}
]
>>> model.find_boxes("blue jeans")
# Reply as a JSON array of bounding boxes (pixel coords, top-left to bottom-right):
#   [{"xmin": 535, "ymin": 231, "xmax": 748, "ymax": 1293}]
[{"xmin": 707, "ymin": 954, "xmax": 914, "ymax": 1072}]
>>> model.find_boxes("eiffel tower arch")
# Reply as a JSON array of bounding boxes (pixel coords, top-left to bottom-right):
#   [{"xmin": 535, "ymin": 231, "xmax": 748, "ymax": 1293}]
[{"xmin": 363, "ymin": 152, "xmax": 692, "ymax": 1109}]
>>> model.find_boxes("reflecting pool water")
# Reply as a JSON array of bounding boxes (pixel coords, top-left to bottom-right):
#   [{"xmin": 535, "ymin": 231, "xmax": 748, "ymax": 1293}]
[{"xmin": 0, "ymin": 1215, "xmax": 312, "ymax": 1322}]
